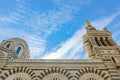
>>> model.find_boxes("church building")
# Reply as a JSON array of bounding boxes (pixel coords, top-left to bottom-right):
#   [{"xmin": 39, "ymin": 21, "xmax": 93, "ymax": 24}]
[{"xmin": 0, "ymin": 20, "xmax": 120, "ymax": 80}]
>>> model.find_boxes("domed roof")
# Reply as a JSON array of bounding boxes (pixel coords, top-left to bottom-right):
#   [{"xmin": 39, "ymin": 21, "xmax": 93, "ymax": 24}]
[
  {"xmin": 87, "ymin": 26, "xmax": 96, "ymax": 30},
  {"xmin": 7, "ymin": 37, "xmax": 29, "ymax": 48},
  {"xmin": 0, "ymin": 37, "xmax": 30, "ymax": 59}
]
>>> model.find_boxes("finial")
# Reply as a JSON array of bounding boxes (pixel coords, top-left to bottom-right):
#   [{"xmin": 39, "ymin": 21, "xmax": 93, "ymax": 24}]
[{"xmin": 86, "ymin": 19, "xmax": 91, "ymax": 27}]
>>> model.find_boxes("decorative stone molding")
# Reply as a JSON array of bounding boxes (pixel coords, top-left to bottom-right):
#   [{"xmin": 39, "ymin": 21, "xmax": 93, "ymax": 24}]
[
  {"xmin": 74, "ymin": 67, "xmax": 110, "ymax": 80},
  {"xmin": 0, "ymin": 67, "xmax": 36, "ymax": 80},
  {"xmin": 38, "ymin": 67, "xmax": 73, "ymax": 80}
]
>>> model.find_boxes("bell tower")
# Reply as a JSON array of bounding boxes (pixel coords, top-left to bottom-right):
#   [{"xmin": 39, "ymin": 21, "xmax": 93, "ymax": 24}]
[{"xmin": 83, "ymin": 20, "xmax": 120, "ymax": 61}]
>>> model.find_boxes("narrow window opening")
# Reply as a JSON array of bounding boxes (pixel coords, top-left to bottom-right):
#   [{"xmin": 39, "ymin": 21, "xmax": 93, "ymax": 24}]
[
  {"xmin": 95, "ymin": 37, "xmax": 100, "ymax": 46},
  {"xmin": 105, "ymin": 37, "xmax": 112, "ymax": 46},
  {"xmin": 6, "ymin": 44, "xmax": 11, "ymax": 48},
  {"xmin": 112, "ymin": 57, "xmax": 116, "ymax": 63},
  {"xmin": 100, "ymin": 37, "xmax": 106, "ymax": 46},
  {"xmin": 16, "ymin": 47, "xmax": 21, "ymax": 55}
]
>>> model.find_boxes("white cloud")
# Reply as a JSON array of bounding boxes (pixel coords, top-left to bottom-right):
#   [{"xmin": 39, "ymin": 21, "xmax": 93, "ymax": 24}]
[
  {"xmin": 92, "ymin": 11, "xmax": 120, "ymax": 30},
  {"xmin": 42, "ymin": 11, "xmax": 120, "ymax": 59},
  {"xmin": 42, "ymin": 28, "xmax": 85, "ymax": 59},
  {"xmin": 23, "ymin": 0, "xmax": 92, "ymax": 37},
  {"xmin": 0, "ymin": 0, "xmax": 84, "ymax": 59},
  {"xmin": 111, "ymin": 22, "xmax": 120, "ymax": 45}
]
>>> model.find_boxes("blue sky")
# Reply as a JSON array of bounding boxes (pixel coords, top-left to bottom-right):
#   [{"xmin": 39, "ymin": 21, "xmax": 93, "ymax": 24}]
[{"xmin": 0, "ymin": 0, "xmax": 120, "ymax": 59}]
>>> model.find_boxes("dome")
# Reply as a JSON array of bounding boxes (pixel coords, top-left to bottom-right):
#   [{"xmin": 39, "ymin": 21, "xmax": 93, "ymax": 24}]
[
  {"xmin": 87, "ymin": 26, "xmax": 96, "ymax": 30},
  {"xmin": 0, "ymin": 37, "xmax": 30, "ymax": 59},
  {"xmin": 7, "ymin": 37, "xmax": 29, "ymax": 49}
]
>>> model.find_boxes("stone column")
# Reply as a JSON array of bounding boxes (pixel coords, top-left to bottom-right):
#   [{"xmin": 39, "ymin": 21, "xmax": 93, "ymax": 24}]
[
  {"xmin": 103, "ymin": 37, "xmax": 109, "ymax": 46},
  {"xmin": 97, "ymin": 37, "xmax": 103, "ymax": 46}
]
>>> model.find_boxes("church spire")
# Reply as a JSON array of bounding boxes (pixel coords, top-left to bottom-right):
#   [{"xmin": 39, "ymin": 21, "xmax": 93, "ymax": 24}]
[
  {"xmin": 86, "ymin": 19, "xmax": 91, "ymax": 27},
  {"xmin": 85, "ymin": 19, "xmax": 96, "ymax": 32}
]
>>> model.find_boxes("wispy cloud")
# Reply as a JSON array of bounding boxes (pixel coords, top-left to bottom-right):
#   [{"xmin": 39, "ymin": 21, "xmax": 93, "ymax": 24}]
[
  {"xmin": 92, "ymin": 11, "xmax": 120, "ymax": 29},
  {"xmin": 24, "ymin": 0, "xmax": 88, "ymax": 36},
  {"xmin": 42, "ymin": 28, "xmax": 85, "ymax": 59},
  {"xmin": 0, "ymin": 0, "xmax": 46, "ymax": 58},
  {"xmin": 0, "ymin": 0, "xmax": 88, "ymax": 59},
  {"xmin": 42, "ymin": 11, "xmax": 120, "ymax": 59},
  {"xmin": 111, "ymin": 21, "xmax": 120, "ymax": 45}
]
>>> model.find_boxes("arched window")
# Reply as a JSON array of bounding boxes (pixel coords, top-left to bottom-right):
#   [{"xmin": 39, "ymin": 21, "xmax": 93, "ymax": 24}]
[
  {"xmin": 6, "ymin": 43, "xmax": 11, "ymax": 48},
  {"xmin": 16, "ymin": 47, "xmax": 21, "ymax": 55}
]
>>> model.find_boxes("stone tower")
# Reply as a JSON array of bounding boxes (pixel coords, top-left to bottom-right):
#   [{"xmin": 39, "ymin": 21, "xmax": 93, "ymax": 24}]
[{"xmin": 83, "ymin": 20, "xmax": 120, "ymax": 61}]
